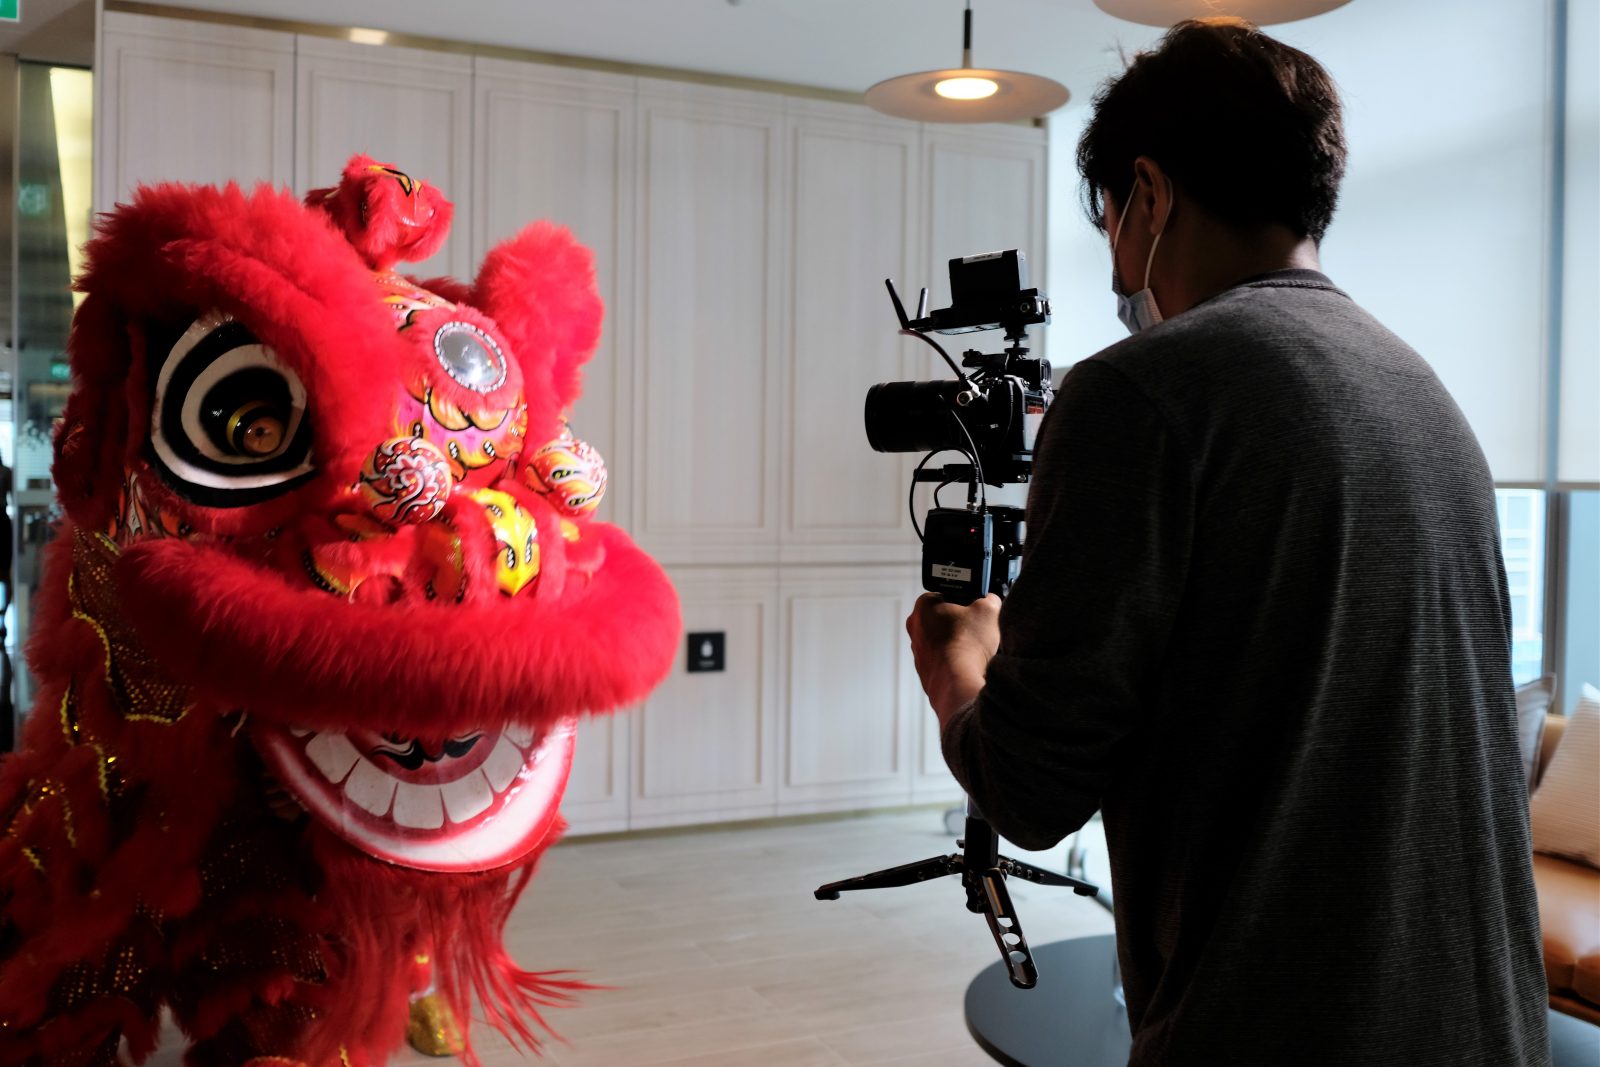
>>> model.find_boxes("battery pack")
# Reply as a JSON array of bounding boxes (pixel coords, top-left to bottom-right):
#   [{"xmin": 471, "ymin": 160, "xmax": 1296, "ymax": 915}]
[{"xmin": 922, "ymin": 508, "xmax": 993, "ymax": 605}]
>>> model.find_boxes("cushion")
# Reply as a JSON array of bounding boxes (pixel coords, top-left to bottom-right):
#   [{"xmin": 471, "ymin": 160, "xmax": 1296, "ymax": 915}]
[
  {"xmin": 1531, "ymin": 852, "xmax": 1600, "ymax": 1004},
  {"xmin": 1516, "ymin": 673, "xmax": 1557, "ymax": 789},
  {"xmin": 1530, "ymin": 684, "xmax": 1600, "ymax": 867}
]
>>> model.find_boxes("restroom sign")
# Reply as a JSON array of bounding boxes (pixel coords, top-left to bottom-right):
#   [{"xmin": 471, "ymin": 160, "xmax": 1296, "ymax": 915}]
[{"xmin": 687, "ymin": 632, "xmax": 725, "ymax": 673}]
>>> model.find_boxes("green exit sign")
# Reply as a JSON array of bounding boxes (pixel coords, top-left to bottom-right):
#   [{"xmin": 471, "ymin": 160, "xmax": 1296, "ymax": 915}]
[{"xmin": 0, "ymin": 1, "xmax": 17, "ymax": 24}]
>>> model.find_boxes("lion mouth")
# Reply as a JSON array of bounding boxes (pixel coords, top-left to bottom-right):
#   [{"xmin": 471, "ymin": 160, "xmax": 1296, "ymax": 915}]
[{"xmin": 253, "ymin": 718, "xmax": 574, "ymax": 872}]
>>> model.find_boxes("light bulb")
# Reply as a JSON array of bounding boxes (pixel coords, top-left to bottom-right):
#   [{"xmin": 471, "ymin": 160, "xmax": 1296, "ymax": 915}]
[{"xmin": 934, "ymin": 76, "xmax": 1000, "ymax": 101}]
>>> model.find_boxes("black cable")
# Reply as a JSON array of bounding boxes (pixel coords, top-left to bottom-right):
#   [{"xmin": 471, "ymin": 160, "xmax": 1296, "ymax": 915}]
[
  {"xmin": 900, "ymin": 328, "xmax": 973, "ymax": 389},
  {"xmin": 910, "ymin": 451, "xmax": 940, "ymax": 541},
  {"xmin": 944, "ymin": 402, "xmax": 987, "ymax": 509},
  {"xmin": 911, "ymin": 448, "xmax": 977, "ymax": 541}
]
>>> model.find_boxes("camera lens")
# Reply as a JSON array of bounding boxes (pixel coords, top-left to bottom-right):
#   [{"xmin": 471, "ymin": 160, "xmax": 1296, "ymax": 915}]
[{"xmin": 864, "ymin": 381, "xmax": 972, "ymax": 454}]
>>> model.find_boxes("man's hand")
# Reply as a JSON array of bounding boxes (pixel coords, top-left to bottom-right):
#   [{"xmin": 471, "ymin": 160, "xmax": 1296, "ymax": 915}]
[{"xmin": 906, "ymin": 592, "xmax": 1002, "ymax": 730}]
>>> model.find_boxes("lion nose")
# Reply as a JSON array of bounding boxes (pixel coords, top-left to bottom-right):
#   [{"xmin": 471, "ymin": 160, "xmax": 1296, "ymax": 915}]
[
  {"xmin": 358, "ymin": 436, "xmax": 453, "ymax": 526},
  {"xmin": 470, "ymin": 487, "xmax": 541, "ymax": 596}
]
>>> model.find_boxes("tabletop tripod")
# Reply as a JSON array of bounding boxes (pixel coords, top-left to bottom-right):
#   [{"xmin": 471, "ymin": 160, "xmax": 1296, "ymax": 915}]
[{"xmin": 815, "ymin": 797, "xmax": 1098, "ymax": 989}]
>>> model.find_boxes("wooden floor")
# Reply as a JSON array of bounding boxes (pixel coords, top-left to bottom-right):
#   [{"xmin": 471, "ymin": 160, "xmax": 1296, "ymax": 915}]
[{"xmin": 145, "ymin": 810, "xmax": 1116, "ymax": 1065}]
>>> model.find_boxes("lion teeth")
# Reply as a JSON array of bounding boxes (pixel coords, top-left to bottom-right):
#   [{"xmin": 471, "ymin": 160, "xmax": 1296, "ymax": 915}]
[
  {"xmin": 306, "ymin": 732, "xmax": 360, "ymax": 783},
  {"xmin": 440, "ymin": 769, "xmax": 494, "ymax": 823},
  {"xmin": 393, "ymin": 781, "xmax": 445, "ymax": 829},
  {"xmin": 343, "ymin": 758, "xmax": 397, "ymax": 816},
  {"xmin": 290, "ymin": 726, "xmax": 311, "ymax": 737},
  {"xmin": 482, "ymin": 736, "xmax": 526, "ymax": 792}
]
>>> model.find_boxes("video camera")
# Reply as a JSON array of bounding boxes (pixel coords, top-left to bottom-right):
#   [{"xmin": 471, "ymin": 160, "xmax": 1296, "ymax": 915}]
[
  {"xmin": 864, "ymin": 249, "xmax": 1053, "ymax": 604},
  {"xmin": 817, "ymin": 250, "xmax": 1094, "ymax": 990}
]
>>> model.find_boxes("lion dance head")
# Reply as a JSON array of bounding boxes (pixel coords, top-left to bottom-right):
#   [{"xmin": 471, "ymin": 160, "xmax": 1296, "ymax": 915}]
[{"xmin": 0, "ymin": 155, "xmax": 680, "ymax": 1066}]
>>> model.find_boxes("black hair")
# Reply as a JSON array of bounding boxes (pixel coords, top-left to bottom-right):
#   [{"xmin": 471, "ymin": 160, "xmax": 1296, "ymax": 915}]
[{"xmin": 1077, "ymin": 17, "xmax": 1347, "ymax": 243}]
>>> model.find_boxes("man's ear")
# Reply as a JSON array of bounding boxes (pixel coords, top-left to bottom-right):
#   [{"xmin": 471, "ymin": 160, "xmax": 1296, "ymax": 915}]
[{"xmin": 1131, "ymin": 156, "xmax": 1176, "ymax": 235}]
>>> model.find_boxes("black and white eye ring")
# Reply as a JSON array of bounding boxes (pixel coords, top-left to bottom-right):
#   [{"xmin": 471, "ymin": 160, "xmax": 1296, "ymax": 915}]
[{"xmin": 150, "ymin": 311, "xmax": 315, "ymax": 506}]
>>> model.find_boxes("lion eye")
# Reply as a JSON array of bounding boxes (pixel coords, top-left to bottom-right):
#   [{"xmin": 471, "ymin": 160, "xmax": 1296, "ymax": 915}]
[
  {"xmin": 150, "ymin": 312, "xmax": 315, "ymax": 506},
  {"xmin": 433, "ymin": 320, "xmax": 506, "ymax": 392}
]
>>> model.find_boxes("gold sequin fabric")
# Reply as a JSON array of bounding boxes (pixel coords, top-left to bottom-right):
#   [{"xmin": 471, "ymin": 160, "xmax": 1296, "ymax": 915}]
[{"xmin": 0, "ymin": 524, "xmax": 344, "ymax": 1064}]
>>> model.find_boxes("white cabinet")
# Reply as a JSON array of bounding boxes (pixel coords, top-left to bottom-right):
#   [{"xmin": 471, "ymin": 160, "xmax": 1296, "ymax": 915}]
[
  {"xmin": 295, "ymin": 37, "xmax": 473, "ymax": 279},
  {"xmin": 473, "ymin": 58, "xmax": 638, "ymax": 529},
  {"xmin": 96, "ymin": 12, "xmax": 293, "ymax": 211},
  {"xmin": 777, "ymin": 566, "xmax": 923, "ymax": 812},
  {"xmin": 630, "ymin": 568, "xmax": 780, "ymax": 827},
  {"xmin": 630, "ymin": 81, "xmax": 787, "ymax": 565},
  {"xmin": 782, "ymin": 101, "xmax": 922, "ymax": 564}
]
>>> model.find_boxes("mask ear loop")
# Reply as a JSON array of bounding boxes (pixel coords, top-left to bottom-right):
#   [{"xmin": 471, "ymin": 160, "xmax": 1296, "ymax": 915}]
[
  {"xmin": 1109, "ymin": 181, "xmax": 1137, "ymax": 292},
  {"xmin": 1141, "ymin": 177, "xmax": 1175, "ymax": 290}
]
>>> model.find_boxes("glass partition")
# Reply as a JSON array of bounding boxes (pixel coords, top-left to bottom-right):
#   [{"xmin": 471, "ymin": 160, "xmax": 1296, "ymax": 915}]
[{"xmin": 1, "ymin": 61, "xmax": 92, "ymax": 750}]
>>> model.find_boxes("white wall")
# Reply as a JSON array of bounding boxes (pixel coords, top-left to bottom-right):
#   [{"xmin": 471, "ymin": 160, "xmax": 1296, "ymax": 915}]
[{"xmin": 1045, "ymin": 2, "xmax": 1576, "ymax": 486}]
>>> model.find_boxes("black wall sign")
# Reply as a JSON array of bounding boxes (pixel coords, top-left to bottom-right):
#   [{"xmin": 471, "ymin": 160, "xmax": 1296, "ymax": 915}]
[{"xmin": 687, "ymin": 632, "xmax": 725, "ymax": 673}]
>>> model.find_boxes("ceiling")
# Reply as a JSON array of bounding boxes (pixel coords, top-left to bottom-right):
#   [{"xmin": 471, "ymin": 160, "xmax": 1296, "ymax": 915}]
[{"xmin": 149, "ymin": 0, "xmax": 1180, "ymax": 100}]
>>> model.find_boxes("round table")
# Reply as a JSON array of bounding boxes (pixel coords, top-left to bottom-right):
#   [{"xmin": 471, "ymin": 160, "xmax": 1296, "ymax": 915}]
[{"xmin": 964, "ymin": 934, "xmax": 1132, "ymax": 1067}]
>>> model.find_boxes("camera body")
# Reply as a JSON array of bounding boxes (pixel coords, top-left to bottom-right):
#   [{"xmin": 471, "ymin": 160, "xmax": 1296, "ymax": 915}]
[{"xmin": 864, "ymin": 250, "xmax": 1052, "ymax": 605}]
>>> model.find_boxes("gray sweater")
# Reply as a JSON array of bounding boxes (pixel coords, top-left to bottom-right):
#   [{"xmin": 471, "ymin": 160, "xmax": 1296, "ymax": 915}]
[{"xmin": 942, "ymin": 270, "xmax": 1550, "ymax": 1066}]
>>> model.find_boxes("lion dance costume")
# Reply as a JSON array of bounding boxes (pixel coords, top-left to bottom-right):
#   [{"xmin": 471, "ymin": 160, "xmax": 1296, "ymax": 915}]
[{"xmin": 0, "ymin": 155, "xmax": 680, "ymax": 1065}]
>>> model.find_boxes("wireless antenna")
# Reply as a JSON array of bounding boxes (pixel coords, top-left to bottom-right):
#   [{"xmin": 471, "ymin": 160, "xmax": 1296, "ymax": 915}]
[
  {"xmin": 885, "ymin": 277, "xmax": 913, "ymax": 330},
  {"xmin": 886, "ymin": 279, "xmax": 975, "ymax": 389}
]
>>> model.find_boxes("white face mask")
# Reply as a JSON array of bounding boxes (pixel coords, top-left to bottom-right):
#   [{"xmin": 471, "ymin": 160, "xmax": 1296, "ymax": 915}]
[{"xmin": 1109, "ymin": 180, "xmax": 1171, "ymax": 335}]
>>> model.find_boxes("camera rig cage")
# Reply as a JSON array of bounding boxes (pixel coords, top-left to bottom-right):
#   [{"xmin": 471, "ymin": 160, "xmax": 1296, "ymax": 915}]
[
  {"xmin": 816, "ymin": 251, "xmax": 1097, "ymax": 990},
  {"xmin": 865, "ymin": 250, "xmax": 1053, "ymax": 605}
]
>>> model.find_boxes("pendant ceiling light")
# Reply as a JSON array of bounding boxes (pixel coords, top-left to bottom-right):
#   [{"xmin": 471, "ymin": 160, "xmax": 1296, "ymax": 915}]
[
  {"xmin": 865, "ymin": 2, "xmax": 1070, "ymax": 124},
  {"xmin": 1091, "ymin": 0, "xmax": 1353, "ymax": 27}
]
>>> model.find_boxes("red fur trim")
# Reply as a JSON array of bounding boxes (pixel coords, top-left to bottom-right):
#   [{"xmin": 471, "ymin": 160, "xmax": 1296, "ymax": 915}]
[
  {"xmin": 470, "ymin": 221, "xmax": 603, "ymax": 417},
  {"xmin": 115, "ymin": 523, "xmax": 680, "ymax": 733}
]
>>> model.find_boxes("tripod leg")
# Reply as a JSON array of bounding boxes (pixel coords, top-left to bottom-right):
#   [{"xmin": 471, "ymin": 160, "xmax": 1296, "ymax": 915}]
[
  {"xmin": 974, "ymin": 868, "xmax": 1038, "ymax": 990},
  {"xmin": 815, "ymin": 854, "xmax": 960, "ymax": 900},
  {"xmin": 998, "ymin": 856, "xmax": 1100, "ymax": 896}
]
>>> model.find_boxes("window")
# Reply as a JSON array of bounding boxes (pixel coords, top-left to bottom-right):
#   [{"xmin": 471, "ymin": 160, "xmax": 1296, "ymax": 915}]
[
  {"xmin": 1558, "ymin": 490, "xmax": 1600, "ymax": 713},
  {"xmin": 1496, "ymin": 488, "xmax": 1547, "ymax": 685}
]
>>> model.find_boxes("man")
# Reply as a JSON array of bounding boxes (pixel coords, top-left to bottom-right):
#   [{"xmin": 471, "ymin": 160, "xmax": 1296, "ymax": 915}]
[{"xmin": 908, "ymin": 18, "xmax": 1550, "ymax": 1067}]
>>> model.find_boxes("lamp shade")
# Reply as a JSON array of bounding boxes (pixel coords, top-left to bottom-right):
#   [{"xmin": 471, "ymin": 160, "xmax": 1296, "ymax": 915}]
[
  {"xmin": 865, "ymin": 67, "xmax": 1070, "ymax": 123},
  {"xmin": 1092, "ymin": 0, "xmax": 1352, "ymax": 26}
]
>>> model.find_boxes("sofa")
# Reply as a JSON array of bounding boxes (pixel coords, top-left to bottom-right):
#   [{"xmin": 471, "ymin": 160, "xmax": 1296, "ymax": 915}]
[{"xmin": 1532, "ymin": 711, "xmax": 1600, "ymax": 1024}]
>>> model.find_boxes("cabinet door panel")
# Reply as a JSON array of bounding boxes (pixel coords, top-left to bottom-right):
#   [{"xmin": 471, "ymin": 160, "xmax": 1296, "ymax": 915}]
[
  {"xmin": 475, "ymin": 59, "xmax": 636, "ymax": 528},
  {"xmin": 780, "ymin": 569, "xmax": 918, "ymax": 809},
  {"xmin": 296, "ymin": 37, "xmax": 472, "ymax": 279},
  {"xmin": 633, "ymin": 84, "xmax": 785, "ymax": 563},
  {"xmin": 98, "ymin": 12, "xmax": 293, "ymax": 210},
  {"xmin": 631, "ymin": 569, "xmax": 778, "ymax": 824},
  {"xmin": 913, "ymin": 690, "xmax": 962, "ymax": 804},
  {"xmin": 786, "ymin": 109, "xmax": 919, "ymax": 553},
  {"xmin": 561, "ymin": 712, "xmax": 630, "ymax": 835}
]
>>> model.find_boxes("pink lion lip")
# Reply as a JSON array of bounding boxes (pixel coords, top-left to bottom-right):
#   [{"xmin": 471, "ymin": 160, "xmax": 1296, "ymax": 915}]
[{"xmin": 253, "ymin": 718, "xmax": 574, "ymax": 872}]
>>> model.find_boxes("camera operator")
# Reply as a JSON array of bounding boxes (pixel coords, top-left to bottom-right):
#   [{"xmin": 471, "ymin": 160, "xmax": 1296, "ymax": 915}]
[{"xmin": 907, "ymin": 18, "xmax": 1549, "ymax": 1067}]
